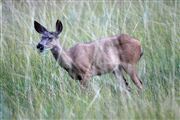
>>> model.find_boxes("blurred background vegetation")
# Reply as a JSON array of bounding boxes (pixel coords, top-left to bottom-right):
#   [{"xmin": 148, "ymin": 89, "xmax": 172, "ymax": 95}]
[{"xmin": 0, "ymin": 0, "xmax": 179, "ymax": 119}]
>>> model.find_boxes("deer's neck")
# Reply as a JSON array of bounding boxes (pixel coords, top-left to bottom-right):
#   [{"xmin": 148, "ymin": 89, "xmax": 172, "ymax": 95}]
[{"xmin": 51, "ymin": 45, "xmax": 72, "ymax": 70}]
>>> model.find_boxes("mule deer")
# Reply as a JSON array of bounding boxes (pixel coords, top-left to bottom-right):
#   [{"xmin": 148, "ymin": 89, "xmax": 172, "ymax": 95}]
[{"xmin": 34, "ymin": 20, "xmax": 143, "ymax": 91}]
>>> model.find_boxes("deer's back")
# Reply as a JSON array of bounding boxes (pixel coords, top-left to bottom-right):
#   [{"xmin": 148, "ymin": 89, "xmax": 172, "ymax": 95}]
[{"xmin": 67, "ymin": 34, "xmax": 142, "ymax": 77}]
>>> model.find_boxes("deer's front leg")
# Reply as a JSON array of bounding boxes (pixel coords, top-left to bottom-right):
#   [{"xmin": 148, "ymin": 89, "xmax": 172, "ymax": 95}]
[
  {"xmin": 80, "ymin": 80, "xmax": 87, "ymax": 90},
  {"xmin": 79, "ymin": 74, "xmax": 91, "ymax": 89}
]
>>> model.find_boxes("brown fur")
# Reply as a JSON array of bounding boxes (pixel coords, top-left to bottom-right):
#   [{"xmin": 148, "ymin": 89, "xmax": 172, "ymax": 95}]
[
  {"xmin": 52, "ymin": 34, "xmax": 143, "ymax": 89},
  {"xmin": 35, "ymin": 20, "xmax": 143, "ymax": 90}
]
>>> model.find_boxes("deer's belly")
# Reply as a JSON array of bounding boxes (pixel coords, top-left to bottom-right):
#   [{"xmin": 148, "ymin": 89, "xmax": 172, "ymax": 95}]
[
  {"xmin": 92, "ymin": 57, "xmax": 119, "ymax": 76},
  {"xmin": 91, "ymin": 63, "xmax": 116, "ymax": 76}
]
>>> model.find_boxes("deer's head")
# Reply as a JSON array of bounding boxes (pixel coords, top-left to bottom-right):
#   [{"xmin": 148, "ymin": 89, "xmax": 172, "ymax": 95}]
[{"xmin": 34, "ymin": 20, "xmax": 63, "ymax": 52}]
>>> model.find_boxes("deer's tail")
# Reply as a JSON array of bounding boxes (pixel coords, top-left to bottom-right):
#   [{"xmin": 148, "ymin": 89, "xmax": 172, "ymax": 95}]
[{"xmin": 140, "ymin": 47, "xmax": 143, "ymax": 59}]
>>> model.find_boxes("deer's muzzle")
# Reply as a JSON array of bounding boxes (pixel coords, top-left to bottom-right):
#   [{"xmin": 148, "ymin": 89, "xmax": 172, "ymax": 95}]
[{"xmin": 37, "ymin": 43, "xmax": 44, "ymax": 52}]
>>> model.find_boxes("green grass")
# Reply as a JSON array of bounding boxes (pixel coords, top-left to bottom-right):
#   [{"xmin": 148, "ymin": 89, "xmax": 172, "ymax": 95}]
[{"xmin": 1, "ymin": 0, "xmax": 180, "ymax": 119}]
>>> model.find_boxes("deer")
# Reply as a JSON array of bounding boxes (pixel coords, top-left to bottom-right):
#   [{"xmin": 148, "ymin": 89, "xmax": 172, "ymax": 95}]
[{"xmin": 34, "ymin": 19, "xmax": 143, "ymax": 92}]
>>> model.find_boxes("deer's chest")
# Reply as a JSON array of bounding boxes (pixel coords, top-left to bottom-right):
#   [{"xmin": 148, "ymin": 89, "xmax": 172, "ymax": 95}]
[{"xmin": 64, "ymin": 67, "xmax": 83, "ymax": 80}]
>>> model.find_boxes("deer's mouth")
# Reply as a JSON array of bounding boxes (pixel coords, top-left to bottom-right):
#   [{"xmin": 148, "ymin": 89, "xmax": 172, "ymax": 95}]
[{"xmin": 38, "ymin": 48, "xmax": 44, "ymax": 53}]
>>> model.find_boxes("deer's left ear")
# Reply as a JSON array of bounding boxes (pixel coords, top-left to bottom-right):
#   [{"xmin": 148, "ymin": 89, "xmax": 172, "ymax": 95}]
[
  {"xmin": 34, "ymin": 21, "xmax": 48, "ymax": 34},
  {"xmin": 56, "ymin": 20, "xmax": 63, "ymax": 35}
]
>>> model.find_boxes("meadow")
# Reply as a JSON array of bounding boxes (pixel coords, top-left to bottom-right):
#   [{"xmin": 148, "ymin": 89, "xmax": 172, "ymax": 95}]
[{"xmin": 0, "ymin": 0, "xmax": 180, "ymax": 119}]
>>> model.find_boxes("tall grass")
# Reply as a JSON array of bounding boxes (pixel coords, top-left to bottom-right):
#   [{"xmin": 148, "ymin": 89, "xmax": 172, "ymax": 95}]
[{"xmin": 1, "ymin": 0, "xmax": 180, "ymax": 119}]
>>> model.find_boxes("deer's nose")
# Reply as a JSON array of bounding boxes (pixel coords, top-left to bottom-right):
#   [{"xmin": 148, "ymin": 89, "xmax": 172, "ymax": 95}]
[{"xmin": 37, "ymin": 43, "xmax": 44, "ymax": 51}]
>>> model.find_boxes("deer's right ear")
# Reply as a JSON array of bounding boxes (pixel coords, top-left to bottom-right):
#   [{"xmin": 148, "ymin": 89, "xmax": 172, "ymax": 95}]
[
  {"xmin": 56, "ymin": 20, "xmax": 63, "ymax": 35},
  {"xmin": 34, "ymin": 21, "xmax": 48, "ymax": 34}
]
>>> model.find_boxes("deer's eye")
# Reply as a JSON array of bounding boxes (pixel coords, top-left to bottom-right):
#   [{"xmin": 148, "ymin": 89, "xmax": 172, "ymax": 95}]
[{"xmin": 48, "ymin": 37, "xmax": 53, "ymax": 41}]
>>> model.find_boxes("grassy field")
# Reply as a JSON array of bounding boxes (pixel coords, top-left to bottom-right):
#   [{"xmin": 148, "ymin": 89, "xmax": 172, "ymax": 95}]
[{"xmin": 0, "ymin": 0, "xmax": 180, "ymax": 119}]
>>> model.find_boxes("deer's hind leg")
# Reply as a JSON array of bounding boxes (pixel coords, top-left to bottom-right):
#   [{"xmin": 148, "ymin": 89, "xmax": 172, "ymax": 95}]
[
  {"xmin": 113, "ymin": 66, "xmax": 131, "ymax": 92},
  {"xmin": 122, "ymin": 64, "xmax": 143, "ymax": 90}
]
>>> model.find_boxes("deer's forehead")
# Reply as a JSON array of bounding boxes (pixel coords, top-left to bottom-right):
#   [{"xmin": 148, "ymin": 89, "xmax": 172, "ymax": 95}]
[{"xmin": 42, "ymin": 32, "xmax": 56, "ymax": 37}]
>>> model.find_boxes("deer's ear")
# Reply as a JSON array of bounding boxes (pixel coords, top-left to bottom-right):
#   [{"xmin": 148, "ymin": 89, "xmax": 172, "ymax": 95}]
[
  {"xmin": 56, "ymin": 20, "xmax": 63, "ymax": 35},
  {"xmin": 34, "ymin": 21, "xmax": 48, "ymax": 34}
]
